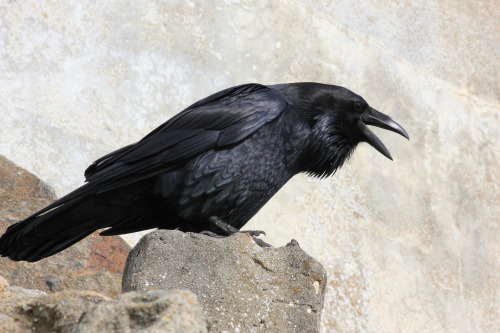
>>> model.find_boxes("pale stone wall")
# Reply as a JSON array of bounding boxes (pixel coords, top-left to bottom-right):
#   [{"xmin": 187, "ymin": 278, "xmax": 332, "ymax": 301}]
[{"xmin": 0, "ymin": 1, "xmax": 498, "ymax": 332}]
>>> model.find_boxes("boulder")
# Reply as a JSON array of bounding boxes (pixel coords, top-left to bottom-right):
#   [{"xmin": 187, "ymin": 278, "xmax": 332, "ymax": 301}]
[
  {"xmin": 0, "ymin": 275, "xmax": 209, "ymax": 333},
  {"xmin": 75, "ymin": 289, "xmax": 210, "ymax": 333},
  {"xmin": 123, "ymin": 230, "xmax": 327, "ymax": 333},
  {"xmin": 0, "ymin": 155, "xmax": 130, "ymax": 296}
]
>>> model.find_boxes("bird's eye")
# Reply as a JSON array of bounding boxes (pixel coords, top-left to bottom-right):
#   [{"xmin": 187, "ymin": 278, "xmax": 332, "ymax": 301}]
[{"xmin": 354, "ymin": 102, "xmax": 363, "ymax": 112}]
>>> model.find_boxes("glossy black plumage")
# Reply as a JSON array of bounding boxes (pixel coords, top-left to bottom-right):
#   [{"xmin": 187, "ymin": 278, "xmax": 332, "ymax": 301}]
[{"xmin": 0, "ymin": 82, "xmax": 408, "ymax": 262}]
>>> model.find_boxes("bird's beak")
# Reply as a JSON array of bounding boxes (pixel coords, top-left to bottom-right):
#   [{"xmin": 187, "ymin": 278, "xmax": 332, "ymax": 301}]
[{"xmin": 357, "ymin": 107, "xmax": 409, "ymax": 160}]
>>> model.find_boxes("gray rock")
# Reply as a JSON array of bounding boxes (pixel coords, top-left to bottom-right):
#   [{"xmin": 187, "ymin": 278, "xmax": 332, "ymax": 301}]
[
  {"xmin": 123, "ymin": 230, "xmax": 327, "ymax": 333},
  {"xmin": 0, "ymin": 275, "xmax": 209, "ymax": 333},
  {"xmin": 0, "ymin": 278, "xmax": 109, "ymax": 333},
  {"xmin": 76, "ymin": 290, "xmax": 210, "ymax": 333},
  {"xmin": 45, "ymin": 277, "xmax": 64, "ymax": 292},
  {"xmin": 0, "ymin": 275, "xmax": 48, "ymax": 304}
]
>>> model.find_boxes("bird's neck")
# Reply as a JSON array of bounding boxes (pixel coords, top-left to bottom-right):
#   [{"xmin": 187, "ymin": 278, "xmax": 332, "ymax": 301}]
[
  {"xmin": 302, "ymin": 141, "xmax": 357, "ymax": 178},
  {"xmin": 300, "ymin": 119, "xmax": 358, "ymax": 178}
]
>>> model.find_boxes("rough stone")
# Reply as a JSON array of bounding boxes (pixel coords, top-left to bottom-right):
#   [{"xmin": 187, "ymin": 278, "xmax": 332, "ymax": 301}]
[
  {"xmin": 0, "ymin": 275, "xmax": 209, "ymax": 333},
  {"xmin": 0, "ymin": 275, "xmax": 47, "ymax": 304},
  {"xmin": 75, "ymin": 290, "xmax": 210, "ymax": 333},
  {"xmin": 0, "ymin": 156, "xmax": 130, "ymax": 296},
  {"xmin": 123, "ymin": 230, "xmax": 327, "ymax": 333},
  {"xmin": 0, "ymin": 277, "xmax": 107, "ymax": 333}
]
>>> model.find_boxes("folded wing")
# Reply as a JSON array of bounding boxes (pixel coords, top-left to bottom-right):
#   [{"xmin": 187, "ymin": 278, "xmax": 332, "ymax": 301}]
[{"xmin": 32, "ymin": 83, "xmax": 288, "ymax": 218}]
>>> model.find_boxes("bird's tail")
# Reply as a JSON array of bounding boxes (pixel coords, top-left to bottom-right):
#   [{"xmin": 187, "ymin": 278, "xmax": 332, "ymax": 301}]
[{"xmin": 0, "ymin": 187, "xmax": 158, "ymax": 262}]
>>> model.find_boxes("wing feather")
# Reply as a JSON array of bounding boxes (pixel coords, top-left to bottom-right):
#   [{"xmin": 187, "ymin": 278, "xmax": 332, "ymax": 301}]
[
  {"xmin": 79, "ymin": 83, "xmax": 286, "ymax": 193},
  {"xmin": 20, "ymin": 84, "xmax": 287, "ymax": 222}
]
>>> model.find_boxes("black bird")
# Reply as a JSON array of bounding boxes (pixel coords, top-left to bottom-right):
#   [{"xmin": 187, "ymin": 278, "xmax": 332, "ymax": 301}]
[{"xmin": 0, "ymin": 83, "xmax": 408, "ymax": 262}]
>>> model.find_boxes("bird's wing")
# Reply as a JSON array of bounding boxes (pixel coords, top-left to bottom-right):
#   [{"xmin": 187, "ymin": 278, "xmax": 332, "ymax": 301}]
[
  {"xmin": 27, "ymin": 84, "xmax": 287, "ymax": 219},
  {"xmin": 83, "ymin": 83, "xmax": 287, "ymax": 189}
]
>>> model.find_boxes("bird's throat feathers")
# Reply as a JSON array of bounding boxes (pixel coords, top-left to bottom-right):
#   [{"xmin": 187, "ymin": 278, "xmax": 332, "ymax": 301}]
[{"xmin": 302, "ymin": 115, "xmax": 358, "ymax": 179}]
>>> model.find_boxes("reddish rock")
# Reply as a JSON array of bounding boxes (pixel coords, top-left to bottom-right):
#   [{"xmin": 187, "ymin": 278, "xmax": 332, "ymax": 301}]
[{"xmin": 0, "ymin": 155, "xmax": 130, "ymax": 296}]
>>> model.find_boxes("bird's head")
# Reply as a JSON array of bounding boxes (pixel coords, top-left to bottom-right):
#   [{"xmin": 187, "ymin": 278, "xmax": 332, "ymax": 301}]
[{"xmin": 284, "ymin": 83, "xmax": 409, "ymax": 177}]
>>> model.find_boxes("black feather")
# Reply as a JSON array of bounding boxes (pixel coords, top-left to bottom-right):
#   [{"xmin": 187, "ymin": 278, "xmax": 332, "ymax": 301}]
[{"xmin": 0, "ymin": 82, "xmax": 408, "ymax": 261}]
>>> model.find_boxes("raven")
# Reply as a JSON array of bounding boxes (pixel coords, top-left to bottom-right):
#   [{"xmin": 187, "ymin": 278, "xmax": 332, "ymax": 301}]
[{"xmin": 0, "ymin": 83, "xmax": 408, "ymax": 262}]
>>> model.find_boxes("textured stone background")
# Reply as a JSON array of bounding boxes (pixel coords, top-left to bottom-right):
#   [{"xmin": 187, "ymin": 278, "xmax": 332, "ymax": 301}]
[{"xmin": 0, "ymin": 1, "xmax": 498, "ymax": 332}]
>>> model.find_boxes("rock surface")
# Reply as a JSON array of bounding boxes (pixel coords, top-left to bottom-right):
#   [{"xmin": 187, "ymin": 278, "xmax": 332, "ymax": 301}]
[
  {"xmin": 123, "ymin": 230, "xmax": 327, "ymax": 333},
  {"xmin": 0, "ymin": 156, "xmax": 130, "ymax": 296},
  {"xmin": 0, "ymin": 275, "xmax": 209, "ymax": 333},
  {"xmin": 75, "ymin": 289, "xmax": 210, "ymax": 333}
]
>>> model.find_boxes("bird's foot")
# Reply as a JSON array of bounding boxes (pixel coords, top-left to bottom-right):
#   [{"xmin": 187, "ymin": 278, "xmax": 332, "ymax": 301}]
[
  {"xmin": 202, "ymin": 216, "xmax": 266, "ymax": 237},
  {"xmin": 200, "ymin": 230, "xmax": 223, "ymax": 237},
  {"xmin": 241, "ymin": 229, "xmax": 266, "ymax": 237}
]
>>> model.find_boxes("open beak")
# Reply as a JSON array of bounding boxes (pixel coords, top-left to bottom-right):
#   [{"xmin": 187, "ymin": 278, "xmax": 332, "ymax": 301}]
[{"xmin": 357, "ymin": 107, "xmax": 409, "ymax": 160}]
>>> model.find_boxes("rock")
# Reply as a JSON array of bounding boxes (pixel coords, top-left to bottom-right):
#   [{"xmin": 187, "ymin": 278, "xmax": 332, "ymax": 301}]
[
  {"xmin": 0, "ymin": 276, "xmax": 106, "ymax": 332},
  {"xmin": 0, "ymin": 155, "xmax": 130, "ymax": 296},
  {"xmin": 3, "ymin": 291, "xmax": 108, "ymax": 333},
  {"xmin": 75, "ymin": 290, "xmax": 210, "ymax": 333},
  {"xmin": 0, "ymin": 275, "xmax": 9, "ymax": 292},
  {"xmin": 45, "ymin": 278, "xmax": 64, "ymax": 292},
  {"xmin": 0, "ymin": 275, "xmax": 47, "ymax": 304},
  {"xmin": 0, "ymin": 275, "xmax": 209, "ymax": 333},
  {"xmin": 123, "ymin": 230, "xmax": 327, "ymax": 333}
]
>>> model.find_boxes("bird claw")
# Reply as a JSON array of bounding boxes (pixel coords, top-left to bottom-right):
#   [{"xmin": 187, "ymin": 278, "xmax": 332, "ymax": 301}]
[
  {"xmin": 241, "ymin": 229, "xmax": 266, "ymax": 237},
  {"xmin": 208, "ymin": 216, "xmax": 239, "ymax": 235},
  {"xmin": 205, "ymin": 216, "xmax": 266, "ymax": 238},
  {"xmin": 200, "ymin": 230, "xmax": 223, "ymax": 238}
]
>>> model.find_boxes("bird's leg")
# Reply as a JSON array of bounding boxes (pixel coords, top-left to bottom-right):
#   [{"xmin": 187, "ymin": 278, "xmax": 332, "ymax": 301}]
[
  {"xmin": 207, "ymin": 216, "xmax": 239, "ymax": 235},
  {"xmin": 201, "ymin": 216, "xmax": 266, "ymax": 237}
]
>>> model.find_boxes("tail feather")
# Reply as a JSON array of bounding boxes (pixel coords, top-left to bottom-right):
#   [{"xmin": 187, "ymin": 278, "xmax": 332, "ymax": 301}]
[
  {"xmin": 17, "ymin": 230, "xmax": 95, "ymax": 262},
  {"xmin": 0, "ymin": 186, "xmax": 158, "ymax": 262},
  {"xmin": 0, "ymin": 200, "xmax": 102, "ymax": 261}
]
